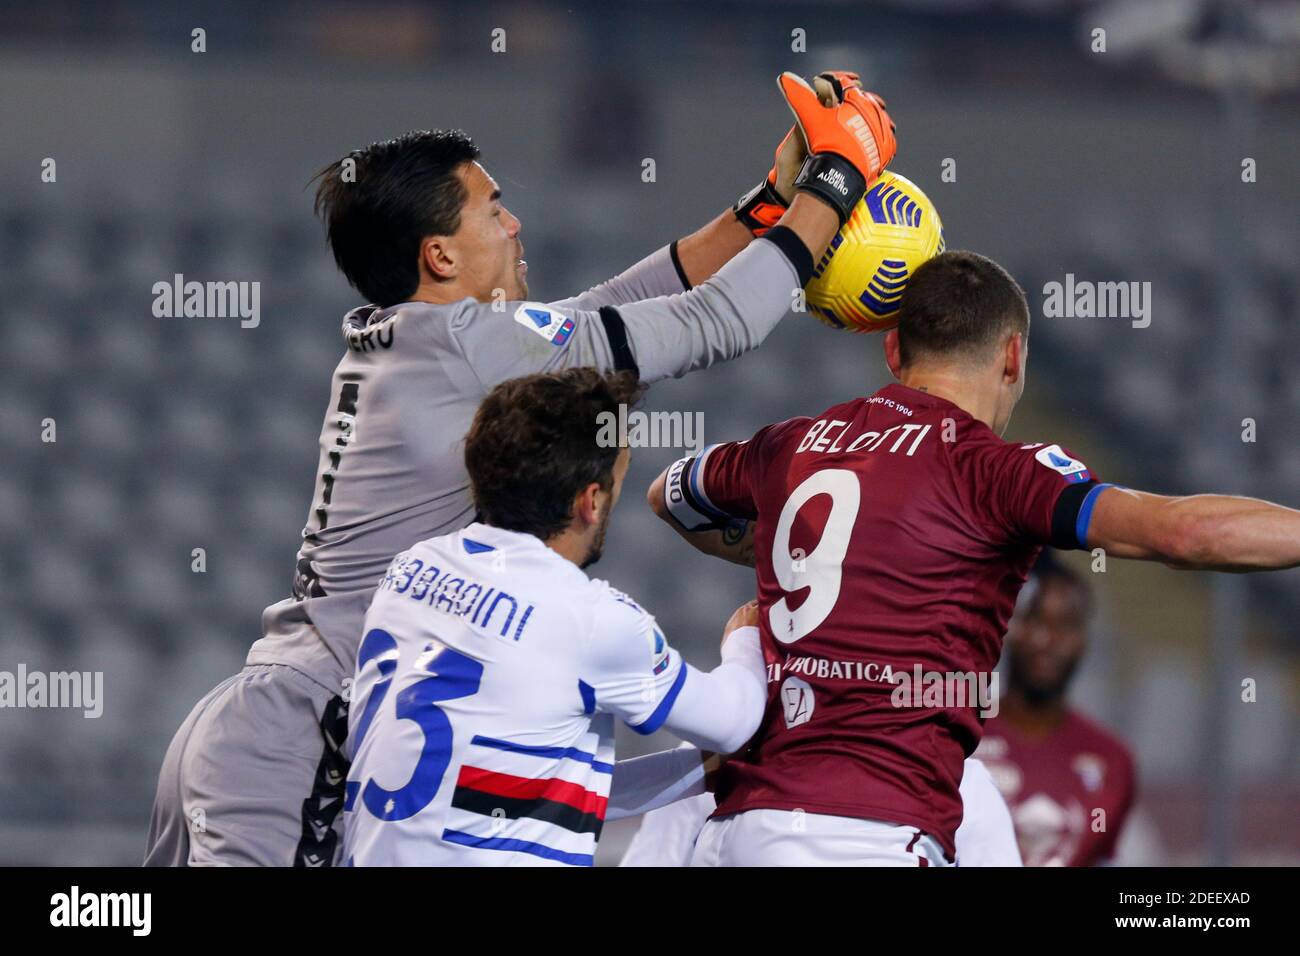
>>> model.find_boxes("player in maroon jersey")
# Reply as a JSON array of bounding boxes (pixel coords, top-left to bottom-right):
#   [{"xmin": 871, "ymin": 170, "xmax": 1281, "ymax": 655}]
[
  {"xmin": 976, "ymin": 552, "xmax": 1135, "ymax": 866},
  {"xmin": 647, "ymin": 250, "xmax": 1300, "ymax": 866}
]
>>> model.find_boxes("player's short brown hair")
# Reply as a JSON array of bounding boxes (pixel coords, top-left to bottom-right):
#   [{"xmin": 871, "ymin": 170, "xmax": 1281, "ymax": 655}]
[
  {"xmin": 465, "ymin": 369, "xmax": 645, "ymax": 541},
  {"xmin": 896, "ymin": 251, "xmax": 1030, "ymax": 367},
  {"xmin": 312, "ymin": 129, "xmax": 480, "ymax": 308}
]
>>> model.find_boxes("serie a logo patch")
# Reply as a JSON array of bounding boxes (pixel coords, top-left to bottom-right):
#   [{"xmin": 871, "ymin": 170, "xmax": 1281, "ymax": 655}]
[
  {"xmin": 1033, "ymin": 444, "xmax": 1091, "ymax": 482},
  {"xmin": 650, "ymin": 627, "xmax": 671, "ymax": 675},
  {"xmin": 514, "ymin": 303, "xmax": 575, "ymax": 346}
]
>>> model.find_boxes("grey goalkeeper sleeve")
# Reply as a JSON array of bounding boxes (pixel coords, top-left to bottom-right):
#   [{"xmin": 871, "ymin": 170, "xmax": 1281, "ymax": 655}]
[
  {"xmin": 612, "ymin": 231, "xmax": 810, "ymax": 382},
  {"xmin": 546, "ymin": 242, "xmax": 690, "ymax": 312},
  {"xmin": 450, "ymin": 228, "xmax": 812, "ymax": 389}
]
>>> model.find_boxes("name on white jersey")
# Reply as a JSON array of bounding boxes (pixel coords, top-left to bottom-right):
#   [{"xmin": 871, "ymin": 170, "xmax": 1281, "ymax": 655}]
[{"xmin": 379, "ymin": 554, "xmax": 536, "ymax": 642}]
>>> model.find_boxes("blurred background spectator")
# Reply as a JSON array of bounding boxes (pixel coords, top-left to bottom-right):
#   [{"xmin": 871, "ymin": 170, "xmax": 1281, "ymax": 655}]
[{"xmin": 976, "ymin": 551, "xmax": 1145, "ymax": 867}]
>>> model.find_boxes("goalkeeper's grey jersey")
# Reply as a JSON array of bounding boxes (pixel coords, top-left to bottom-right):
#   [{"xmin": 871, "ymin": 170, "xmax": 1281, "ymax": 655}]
[{"xmin": 248, "ymin": 236, "xmax": 804, "ymax": 690}]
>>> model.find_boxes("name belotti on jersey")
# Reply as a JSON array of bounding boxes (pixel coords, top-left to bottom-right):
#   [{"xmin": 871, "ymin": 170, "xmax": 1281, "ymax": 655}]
[{"xmin": 796, "ymin": 419, "xmax": 932, "ymax": 457}]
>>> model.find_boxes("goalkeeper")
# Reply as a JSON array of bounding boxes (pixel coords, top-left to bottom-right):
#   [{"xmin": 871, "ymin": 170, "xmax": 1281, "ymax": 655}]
[{"xmin": 144, "ymin": 71, "xmax": 896, "ymax": 866}]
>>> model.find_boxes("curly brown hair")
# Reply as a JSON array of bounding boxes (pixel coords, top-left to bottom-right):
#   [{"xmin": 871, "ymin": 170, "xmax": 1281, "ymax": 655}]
[{"xmin": 464, "ymin": 369, "xmax": 645, "ymax": 541}]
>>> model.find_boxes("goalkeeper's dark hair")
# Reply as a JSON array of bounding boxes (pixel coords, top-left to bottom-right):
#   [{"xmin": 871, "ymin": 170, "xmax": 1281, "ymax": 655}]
[
  {"xmin": 895, "ymin": 251, "xmax": 1030, "ymax": 367},
  {"xmin": 312, "ymin": 129, "xmax": 480, "ymax": 307},
  {"xmin": 465, "ymin": 369, "xmax": 646, "ymax": 542}
]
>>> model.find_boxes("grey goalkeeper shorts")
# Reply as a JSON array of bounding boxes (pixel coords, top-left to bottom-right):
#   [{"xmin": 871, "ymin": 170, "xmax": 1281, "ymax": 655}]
[{"xmin": 143, "ymin": 664, "xmax": 349, "ymax": 867}]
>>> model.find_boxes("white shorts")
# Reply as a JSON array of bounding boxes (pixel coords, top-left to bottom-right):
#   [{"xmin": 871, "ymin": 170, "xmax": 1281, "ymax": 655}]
[{"xmin": 689, "ymin": 809, "xmax": 950, "ymax": 867}]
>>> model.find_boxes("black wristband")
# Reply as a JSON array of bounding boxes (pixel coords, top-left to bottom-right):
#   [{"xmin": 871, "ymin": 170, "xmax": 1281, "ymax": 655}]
[
  {"xmin": 793, "ymin": 153, "xmax": 867, "ymax": 226},
  {"xmin": 733, "ymin": 180, "xmax": 788, "ymax": 236},
  {"xmin": 598, "ymin": 306, "xmax": 640, "ymax": 378},
  {"xmin": 760, "ymin": 225, "xmax": 814, "ymax": 288}
]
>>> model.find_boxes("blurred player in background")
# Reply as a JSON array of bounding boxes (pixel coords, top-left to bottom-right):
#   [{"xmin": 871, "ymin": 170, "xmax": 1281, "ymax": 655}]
[
  {"xmin": 619, "ymin": 751, "xmax": 1021, "ymax": 866},
  {"xmin": 345, "ymin": 370, "xmax": 769, "ymax": 866},
  {"xmin": 976, "ymin": 551, "xmax": 1135, "ymax": 866},
  {"xmin": 144, "ymin": 72, "xmax": 896, "ymax": 865},
  {"xmin": 648, "ymin": 250, "xmax": 1300, "ymax": 866}
]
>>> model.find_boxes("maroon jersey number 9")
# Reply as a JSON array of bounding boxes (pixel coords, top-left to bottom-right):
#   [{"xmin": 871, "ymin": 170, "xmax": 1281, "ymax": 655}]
[{"xmin": 769, "ymin": 469, "xmax": 861, "ymax": 644}]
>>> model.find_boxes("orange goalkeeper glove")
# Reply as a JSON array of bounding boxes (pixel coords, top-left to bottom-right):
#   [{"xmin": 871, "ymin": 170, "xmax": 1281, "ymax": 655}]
[
  {"xmin": 780, "ymin": 71, "xmax": 897, "ymax": 226},
  {"xmin": 734, "ymin": 70, "xmax": 865, "ymax": 237}
]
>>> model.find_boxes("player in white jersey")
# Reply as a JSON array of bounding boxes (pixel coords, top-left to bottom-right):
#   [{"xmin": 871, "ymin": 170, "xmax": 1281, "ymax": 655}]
[
  {"xmin": 618, "ymin": 751, "xmax": 1022, "ymax": 867},
  {"xmin": 344, "ymin": 369, "xmax": 767, "ymax": 865},
  {"xmin": 145, "ymin": 74, "xmax": 899, "ymax": 866}
]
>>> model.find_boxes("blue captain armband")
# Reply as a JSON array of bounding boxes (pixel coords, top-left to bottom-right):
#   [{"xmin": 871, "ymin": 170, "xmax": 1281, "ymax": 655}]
[{"xmin": 1050, "ymin": 481, "xmax": 1116, "ymax": 550}]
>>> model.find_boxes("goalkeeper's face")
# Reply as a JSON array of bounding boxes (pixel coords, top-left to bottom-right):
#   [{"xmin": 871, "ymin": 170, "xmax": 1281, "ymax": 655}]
[{"xmin": 451, "ymin": 161, "xmax": 528, "ymax": 302}]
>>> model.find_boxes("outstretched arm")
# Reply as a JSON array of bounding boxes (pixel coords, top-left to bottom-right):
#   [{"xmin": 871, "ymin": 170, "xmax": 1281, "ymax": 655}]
[
  {"xmin": 547, "ymin": 213, "xmax": 752, "ymax": 313},
  {"xmin": 1085, "ymin": 485, "xmax": 1300, "ymax": 572},
  {"xmin": 454, "ymin": 195, "xmax": 839, "ymax": 389},
  {"xmin": 674, "ymin": 213, "xmax": 755, "ymax": 287},
  {"xmin": 457, "ymin": 71, "xmax": 894, "ymax": 388},
  {"xmin": 589, "ymin": 196, "xmax": 838, "ymax": 384}
]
